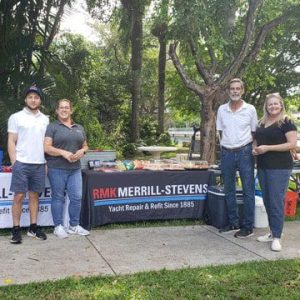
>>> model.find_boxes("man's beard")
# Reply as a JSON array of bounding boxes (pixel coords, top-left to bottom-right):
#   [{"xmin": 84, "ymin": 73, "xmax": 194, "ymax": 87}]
[
  {"xmin": 229, "ymin": 95, "xmax": 241, "ymax": 102},
  {"xmin": 26, "ymin": 103, "xmax": 40, "ymax": 111}
]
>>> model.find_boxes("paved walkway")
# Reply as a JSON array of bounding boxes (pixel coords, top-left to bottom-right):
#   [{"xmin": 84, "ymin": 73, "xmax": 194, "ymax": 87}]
[{"xmin": 1, "ymin": 222, "xmax": 300, "ymax": 286}]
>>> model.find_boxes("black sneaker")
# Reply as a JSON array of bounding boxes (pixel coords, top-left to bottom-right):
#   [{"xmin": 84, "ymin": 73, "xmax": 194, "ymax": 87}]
[
  {"xmin": 219, "ymin": 225, "xmax": 240, "ymax": 233},
  {"xmin": 10, "ymin": 228, "xmax": 22, "ymax": 244},
  {"xmin": 27, "ymin": 227, "xmax": 47, "ymax": 240},
  {"xmin": 234, "ymin": 228, "xmax": 254, "ymax": 238}
]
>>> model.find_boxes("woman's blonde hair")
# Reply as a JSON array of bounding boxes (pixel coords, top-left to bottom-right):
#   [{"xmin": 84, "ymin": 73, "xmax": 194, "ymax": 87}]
[{"xmin": 259, "ymin": 93, "xmax": 286, "ymax": 126}]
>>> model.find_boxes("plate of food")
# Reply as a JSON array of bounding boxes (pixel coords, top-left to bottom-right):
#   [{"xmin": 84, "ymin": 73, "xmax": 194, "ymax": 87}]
[
  {"xmin": 163, "ymin": 167, "xmax": 185, "ymax": 171},
  {"xmin": 184, "ymin": 167, "xmax": 208, "ymax": 171}
]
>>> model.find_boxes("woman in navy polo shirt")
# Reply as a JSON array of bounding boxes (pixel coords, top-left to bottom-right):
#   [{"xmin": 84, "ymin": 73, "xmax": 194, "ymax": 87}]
[
  {"xmin": 253, "ymin": 93, "xmax": 297, "ymax": 251},
  {"xmin": 44, "ymin": 99, "xmax": 89, "ymax": 239}
]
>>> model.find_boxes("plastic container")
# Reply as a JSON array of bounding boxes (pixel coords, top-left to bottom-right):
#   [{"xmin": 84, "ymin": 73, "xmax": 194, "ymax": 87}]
[
  {"xmin": 206, "ymin": 186, "xmax": 244, "ymax": 229},
  {"xmin": 254, "ymin": 196, "xmax": 269, "ymax": 228},
  {"xmin": 80, "ymin": 150, "xmax": 116, "ymax": 169},
  {"xmin": 284, "ymin": 191, "xmax": 298, "ymax": 217},
  {"xmin": 207, "ymin": 186, "xmax": 228, "ymax": 229}
]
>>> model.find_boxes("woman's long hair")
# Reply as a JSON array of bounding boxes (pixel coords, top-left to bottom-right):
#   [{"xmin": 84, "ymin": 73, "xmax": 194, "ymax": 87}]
[{"xmin": 258, "ymin": 93, "xmax": 287, "ymax": 126}]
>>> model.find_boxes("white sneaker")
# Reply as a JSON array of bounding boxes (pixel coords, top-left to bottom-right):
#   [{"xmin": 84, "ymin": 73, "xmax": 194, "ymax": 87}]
[
  {"xmin": 67, "ymin": 225, "xmax": 89, "ymax": 236},
  {"xmin": 54, "ymin": 225, "xmax": 68, "ymax": 239},
  {"xmin": 271, "ymin": 238, "xmax": 282, "ymax": 252},
  {"xmin": 257, "ymin": 233, "xmax": 273, "ymax": 242}
]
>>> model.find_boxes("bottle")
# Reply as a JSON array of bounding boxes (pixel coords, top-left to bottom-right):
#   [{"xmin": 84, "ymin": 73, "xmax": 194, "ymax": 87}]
[{"xmin": 255, "ymin": 177, "xmax": 262, "ymax": 196}]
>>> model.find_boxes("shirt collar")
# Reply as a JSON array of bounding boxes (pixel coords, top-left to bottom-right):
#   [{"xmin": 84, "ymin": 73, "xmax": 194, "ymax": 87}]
[
  {"xmin": 226, "ymin": 100, "xmax": 247, "ymax": 112},
  {"xmin": 57, "ymin": 119, "xmax": 77, "ymax": 127}
]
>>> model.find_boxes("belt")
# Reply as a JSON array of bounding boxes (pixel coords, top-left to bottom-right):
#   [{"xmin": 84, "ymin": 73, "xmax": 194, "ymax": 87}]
[{"xmin": 222, "ymin": 142, "xmax": 252, "ymax": 152}]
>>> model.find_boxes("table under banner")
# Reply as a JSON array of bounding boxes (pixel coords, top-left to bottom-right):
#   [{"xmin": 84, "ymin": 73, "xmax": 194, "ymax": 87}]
[{"xmin": 81, "ymin": 170, "xmax": 215, "ymax": 229}]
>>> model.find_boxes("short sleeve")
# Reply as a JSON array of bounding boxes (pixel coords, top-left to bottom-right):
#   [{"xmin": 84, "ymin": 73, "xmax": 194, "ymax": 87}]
[
  {"xmin": 79, "ymin": 125, "xmax": 87, "ymax": 140},
  {"xmin": 281, "ymin": 119, "xmax": 297, "ymax": 134},
  {"xmin": 7, "ymin": 114, "xmax": 18, "ymax": 133},
  {"xmin": 250, "ymin": 106, "xmax": 258, "ymax": 132},
  {"xmin": 216, "ymin": 106, "xmax": 222, "ymax": 131},
  {"xmin": 45, "ymin": 123, "xmax": 56, "ymax": 138}
]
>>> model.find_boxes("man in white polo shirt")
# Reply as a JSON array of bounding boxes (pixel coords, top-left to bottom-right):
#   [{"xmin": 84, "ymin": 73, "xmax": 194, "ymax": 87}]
[
  {"xmin": 216, "ymin": 78, "xmax": 257, "ymax": 238},
  {"xmin": 7, "ymin": 85, "xmax": 49, "ymax": 244}
]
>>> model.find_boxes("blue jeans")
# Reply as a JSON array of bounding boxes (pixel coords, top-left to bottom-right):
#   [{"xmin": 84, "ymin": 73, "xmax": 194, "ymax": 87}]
[
  {"xmin": 47, "ymin": 168, "xmax": 82, "ymax": 227},
  {"xmin": 257, "ymin": 169, "xmax": 291, "ymax": 238},
  {"xmin": 221, "ymin": 143, "xmax": 255, "ymax": 230}
]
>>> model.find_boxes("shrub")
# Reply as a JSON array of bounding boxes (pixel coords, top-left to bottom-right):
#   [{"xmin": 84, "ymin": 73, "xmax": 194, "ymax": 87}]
[
  {"xmin": 157, "ymin": 132, "xmax": 172, "ymax": 146},
  {"xmin": 121, "ymin": 143, "xmax": 137, "ymax": 158}
]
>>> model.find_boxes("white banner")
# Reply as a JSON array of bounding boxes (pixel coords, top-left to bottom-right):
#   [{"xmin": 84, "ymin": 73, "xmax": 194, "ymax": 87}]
[{"xmin": 0, "ymin": 173, "xmax": 69, "ymax": 228}]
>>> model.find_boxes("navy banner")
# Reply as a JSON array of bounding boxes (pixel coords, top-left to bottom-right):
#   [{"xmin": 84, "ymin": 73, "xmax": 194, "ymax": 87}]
[{"xmin": 81, "ymin": 170, "xmax": 215, "ymax": 228}]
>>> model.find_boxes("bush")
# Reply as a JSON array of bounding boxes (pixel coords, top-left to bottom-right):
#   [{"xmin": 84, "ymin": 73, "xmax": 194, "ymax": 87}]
[
  {"xmin": 157, "ymin": 132, "xmax": 172, "ymax": 146},
  {"xmin": 121, "ymin": 143, "xmax": 137, "ymax": 158},
  {"xmin": 140, "ymin": 118, "xmax": 158, "ymax": 145},
  {"xmin": 139, "ymin": 117, "xmax": 173, "ymax": 146}
]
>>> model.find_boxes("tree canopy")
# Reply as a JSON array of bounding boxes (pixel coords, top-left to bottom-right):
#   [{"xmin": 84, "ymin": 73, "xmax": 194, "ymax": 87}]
[
  {"xmin": 168, "ymin": 0, "xmax": 300, "ymax": 162},
  {"xmin": 0, "ymin": 0, "xmax": 299, "ymax": 161},
  {"xmin": 0, "ymin": 0, "xmax": 73, "ymax": 147}
]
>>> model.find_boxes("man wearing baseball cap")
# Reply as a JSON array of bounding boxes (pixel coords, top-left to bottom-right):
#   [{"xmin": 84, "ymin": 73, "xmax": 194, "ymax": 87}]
[{"xmin": 7, "ymin": 85, "xmax": 49, "ymax": 244}]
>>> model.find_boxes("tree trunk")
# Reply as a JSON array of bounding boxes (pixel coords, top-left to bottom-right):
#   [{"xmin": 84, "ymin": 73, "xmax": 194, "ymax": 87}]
[
  {"xmin": 200, "ymin": 88, "xmax": 227, "ymax": 164},
  {"xmin": 157, "ymin": 35, "xmax": 166, "ymax": 134},
  {"xmin": 200, "ymin": 100, "xmax": 216, "ymax": 164},
  {"xmin": 130, "ymin": 3, "xmax": 143, "ymax": 143}
]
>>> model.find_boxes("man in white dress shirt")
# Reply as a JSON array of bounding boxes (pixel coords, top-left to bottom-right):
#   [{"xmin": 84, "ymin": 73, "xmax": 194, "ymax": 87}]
[{"xmin": 216, "ymin": 78, "xmax": 257, "ymax": 238}]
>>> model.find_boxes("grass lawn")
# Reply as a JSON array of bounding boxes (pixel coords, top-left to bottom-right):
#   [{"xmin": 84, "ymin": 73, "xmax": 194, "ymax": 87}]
[{"xmin": 1, "ymin": 259, "xmax": 300, "ymax": 299}]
